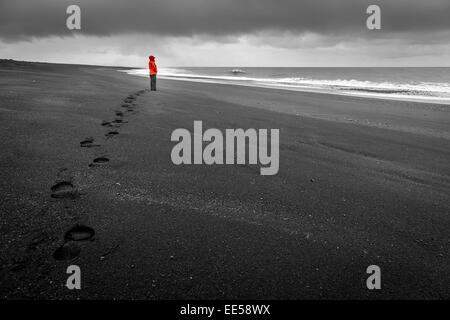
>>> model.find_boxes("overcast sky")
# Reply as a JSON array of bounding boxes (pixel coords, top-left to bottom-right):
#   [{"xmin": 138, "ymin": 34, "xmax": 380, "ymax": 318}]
[{"xmin": 1, "ymin": 0, "xmax": 450, "ymax": 67}]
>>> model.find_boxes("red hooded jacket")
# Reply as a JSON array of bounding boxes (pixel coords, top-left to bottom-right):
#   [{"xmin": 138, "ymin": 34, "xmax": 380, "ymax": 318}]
[{"xmin": 149, "ymin": 56, "xmax": 157, "ymax": 75}]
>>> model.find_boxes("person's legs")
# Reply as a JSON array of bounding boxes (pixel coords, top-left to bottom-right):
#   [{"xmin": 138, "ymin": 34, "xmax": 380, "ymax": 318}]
[{"xmin": 150, "ymin": 75, "xmax": 156, "ymax": 91}]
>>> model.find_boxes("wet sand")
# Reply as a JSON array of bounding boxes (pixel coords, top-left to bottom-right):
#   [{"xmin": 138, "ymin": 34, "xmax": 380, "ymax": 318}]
[{"xmin": 0, "ymin": 60, "xmax": 449, "ymax": 299}]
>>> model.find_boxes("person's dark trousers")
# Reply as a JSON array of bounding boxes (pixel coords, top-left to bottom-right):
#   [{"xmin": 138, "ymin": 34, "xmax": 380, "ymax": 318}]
[{"xmin": 150, "ymin": 74, "xmax": 156, "ymax": 91}]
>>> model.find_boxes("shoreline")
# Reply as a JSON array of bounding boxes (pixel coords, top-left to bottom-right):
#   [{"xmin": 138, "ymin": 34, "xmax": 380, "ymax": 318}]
[
  {"xmin": 160, "ymin": 75, "xmax": 450, "ymax": 105},
  {"xmin": 120, "ymin": 68, "xmax": 450, "ymax": 105}
]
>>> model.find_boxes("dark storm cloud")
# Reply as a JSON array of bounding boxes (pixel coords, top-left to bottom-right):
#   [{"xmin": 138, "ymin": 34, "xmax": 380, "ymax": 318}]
[{"xmin": 1, "ymin": 0, "xmax": 449, "ymax": 41}]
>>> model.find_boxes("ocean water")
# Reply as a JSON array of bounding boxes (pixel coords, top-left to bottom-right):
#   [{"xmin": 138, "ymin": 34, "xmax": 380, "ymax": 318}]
[{"xmin": 121, "ymin": 67, "xmax": 450, "ymax": 104}]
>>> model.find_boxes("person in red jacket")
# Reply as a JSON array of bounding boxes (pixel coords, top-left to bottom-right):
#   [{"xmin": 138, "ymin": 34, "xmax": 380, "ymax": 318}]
[{"xmin": 149, "ymin": 56, "xmax": 157, "ymax": 91}]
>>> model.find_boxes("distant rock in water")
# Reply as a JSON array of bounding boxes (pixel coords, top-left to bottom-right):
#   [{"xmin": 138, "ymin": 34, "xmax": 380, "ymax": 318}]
[{"xmin": 230, "ymin": 69, "xmax": 246, "ymax": 75}]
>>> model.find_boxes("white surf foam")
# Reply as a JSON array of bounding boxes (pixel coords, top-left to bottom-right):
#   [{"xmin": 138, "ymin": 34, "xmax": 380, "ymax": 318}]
[{"xmin": 119, "ymin": 68, "xmax": 450, "ymax": 104}]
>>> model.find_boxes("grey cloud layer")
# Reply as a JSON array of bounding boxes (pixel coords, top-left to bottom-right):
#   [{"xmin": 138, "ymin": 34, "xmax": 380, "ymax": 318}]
[{"xmin": 1, "ymin": 0, "xmax": 450, "ymax": 41}]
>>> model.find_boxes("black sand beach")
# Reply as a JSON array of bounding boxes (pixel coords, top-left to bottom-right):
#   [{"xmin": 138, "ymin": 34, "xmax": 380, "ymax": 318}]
[{"xmin": 0, "ymin": 61, "xmax": 449, "ymax": 299}]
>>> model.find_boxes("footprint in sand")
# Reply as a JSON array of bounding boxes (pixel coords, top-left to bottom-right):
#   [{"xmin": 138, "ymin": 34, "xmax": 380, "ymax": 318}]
[
  {"xmin": 102, "ymin": 121, "xmax": 121, "ymax": 128},
  {"xmin": 88, "ymin": 157, "xmax": 109, "ymax": 167},
  {"xmin": 51, "ymin": 181, "xmax": 79, "ymax": 199},
  {"xmin": 105, "ymin": 131, "xmax": 119, "ymax": 137},
  {"xmin": 64, "ymin": 225, "xmax": 95, "ymax": 241},
  {"xmin": 112, "ymin": 118, "xmax": 128, "ymax": 124},
  {"xmin": 53, "ymin": 225, "xmax": 95, "ymax": 261},
  {"xmin": 80, "ymin": 137, "xmax": 100, "ymax": 148},
  {"xmin": 53, "ymin": 242, "xmax": 81, "ymax": 261}
]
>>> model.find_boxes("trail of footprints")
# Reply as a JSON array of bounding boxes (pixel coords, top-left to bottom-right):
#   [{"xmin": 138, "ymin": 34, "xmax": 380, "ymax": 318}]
[{"xmin": 50, "ymin": 89, "xmax": 146, "ymax": 260}]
